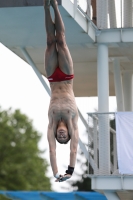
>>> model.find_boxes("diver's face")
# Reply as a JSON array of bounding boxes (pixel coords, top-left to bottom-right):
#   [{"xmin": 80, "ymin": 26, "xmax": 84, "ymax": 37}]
[{"xmin": 56, "ymin": 121, "xmax": 69, "ymax": 143}]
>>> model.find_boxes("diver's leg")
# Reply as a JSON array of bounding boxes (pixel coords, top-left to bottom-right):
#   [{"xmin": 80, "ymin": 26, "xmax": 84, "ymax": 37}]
[
  {"xmin": 51, "ymin": 0, "xmax": 73, "ymax": 75},
  {"xmin": 44, "ymin": 0, "xmax": 58, "ymax": 77}
]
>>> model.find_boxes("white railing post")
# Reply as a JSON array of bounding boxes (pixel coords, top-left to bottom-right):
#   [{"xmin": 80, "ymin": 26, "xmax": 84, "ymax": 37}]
[
  {"xmin": 113, "ymin": 134, "xmax": 117, "ymax": 173},
  {"xmin": 93, "ymin": 117, "xmax": 98, "ymax": 174}
]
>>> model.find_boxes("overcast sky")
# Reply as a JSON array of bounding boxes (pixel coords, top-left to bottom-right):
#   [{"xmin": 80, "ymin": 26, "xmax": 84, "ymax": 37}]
[{"xmin": 0, "ymin": 0, "xmax": 118, "ymax": 192}]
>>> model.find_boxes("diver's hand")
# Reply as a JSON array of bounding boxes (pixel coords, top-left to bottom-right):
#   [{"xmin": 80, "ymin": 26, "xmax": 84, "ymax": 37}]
[
  {"xmin": 55, "ymin": 174, "xmax": 71, "ymax": 182},
  {"xmin": 55, "ymin": 174, "xmax": 63, "ymax": 182},
  {"xmin": 54, "ymin": 173, "xmax": 63, "ymax": 182}
]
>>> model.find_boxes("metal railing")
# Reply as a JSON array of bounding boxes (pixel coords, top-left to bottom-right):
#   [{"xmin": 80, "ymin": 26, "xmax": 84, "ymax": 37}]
[
  {"xmin": 87, "ymin": 112, "xmax": 118, "ymax": 175},
  {"xmin": 70, "ymin": 0, "xmax": 133, "ymax": 29}
]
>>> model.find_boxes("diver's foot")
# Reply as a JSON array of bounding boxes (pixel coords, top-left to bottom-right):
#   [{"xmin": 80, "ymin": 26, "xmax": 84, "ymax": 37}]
[
  {"xmin": 44, "ymin": 0, "xmax": 51, "ymax": 8},
  {"xmin": 50, "ymin": 0, "xmax": 58, "ymax": 8}
]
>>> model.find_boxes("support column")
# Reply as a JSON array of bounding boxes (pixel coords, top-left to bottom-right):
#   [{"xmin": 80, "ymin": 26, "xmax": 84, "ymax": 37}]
[
  {"xmin": 98, "ymin": 44, "xmax": 109, "ymax": 112},
  {"xmin": 113, "ymin": 58, "xmax": 124, "ymax": 111},
  {"xmin": 122, "ymin": 72, "xmax": 133, "ymax": 111},
  {"xmin": 97, "ymin": 44, "xmax": 110, "ymax": 175}
]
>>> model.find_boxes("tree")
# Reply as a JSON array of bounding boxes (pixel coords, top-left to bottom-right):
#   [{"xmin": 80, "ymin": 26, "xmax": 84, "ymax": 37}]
[
  {"xmin": 0, "ymin": 107, "xmax": 51, "ymax": 192},
  {"xmin": 0, "ymin": 196, "xmax": 8, "ymax": 200}
]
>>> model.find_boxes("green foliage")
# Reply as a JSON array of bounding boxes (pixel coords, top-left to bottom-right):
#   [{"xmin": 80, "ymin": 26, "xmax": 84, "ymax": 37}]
[
  {"xmin": 72, "ymin": 173, "xmax": 92, "ymax": 191},
  {"xmin": 0, "ymin": 196, "xmax": 8, "ymax": 200},
  {"xmin": 0, "ymin": 107, "xmax": 51, "ymax": 191}
]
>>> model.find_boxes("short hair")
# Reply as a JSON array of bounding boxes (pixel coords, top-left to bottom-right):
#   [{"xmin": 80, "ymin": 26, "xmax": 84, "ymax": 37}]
[{"xmin": 55, "ymin": 133, "xmax": 71, "ymax": 144}]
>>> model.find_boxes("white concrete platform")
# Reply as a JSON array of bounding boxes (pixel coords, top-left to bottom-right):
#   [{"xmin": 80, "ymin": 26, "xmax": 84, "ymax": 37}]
[{"xmin": 88, "ymin": 175, "xmax": 133, "ymax": 200}]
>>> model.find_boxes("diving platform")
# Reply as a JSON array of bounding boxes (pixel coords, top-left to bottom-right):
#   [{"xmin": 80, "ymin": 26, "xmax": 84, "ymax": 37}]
[{"xmin": 88, "ymin": 175, "xmax": 133, "ymax": 200}]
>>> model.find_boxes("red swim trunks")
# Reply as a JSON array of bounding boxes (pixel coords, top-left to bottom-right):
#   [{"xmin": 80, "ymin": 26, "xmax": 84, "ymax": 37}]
[{"xmin": 48, "ymin": 67, "xmax": 74, "ymax": 82}]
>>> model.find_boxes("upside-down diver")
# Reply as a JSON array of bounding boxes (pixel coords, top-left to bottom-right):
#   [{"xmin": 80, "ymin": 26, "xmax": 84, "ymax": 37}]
[{"xmin": 44, "ymin": 0, "xmax": 79, "ymax": 182}]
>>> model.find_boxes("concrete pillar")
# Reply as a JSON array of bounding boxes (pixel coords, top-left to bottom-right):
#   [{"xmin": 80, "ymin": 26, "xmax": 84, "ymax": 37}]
[
  {"xmin": 113, "ymin": 58, "xmax": 124, "ymax": 111},
  {"xmin": 122, "ymin": 72, "xmax": 133, "ymax": 111},
  {"xmin": 97, "ymin": 44, "xmax": 110, "ymax": 175},
  {"xmin": 97, "ymin": 44, "xmax": 109, "ymax": 113}
]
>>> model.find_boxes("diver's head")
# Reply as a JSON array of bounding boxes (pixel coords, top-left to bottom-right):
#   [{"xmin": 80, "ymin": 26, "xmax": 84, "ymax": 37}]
[{"xmin": 56, "ymin": 121, "xmax": 70, "ymax": 144}]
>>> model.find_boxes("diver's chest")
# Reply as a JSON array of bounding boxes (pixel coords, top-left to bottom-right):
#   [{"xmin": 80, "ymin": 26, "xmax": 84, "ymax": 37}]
[
  {"xmin": 50, "ymin": 103, "xmax": 75, "ymax": 120},
  {"xmin": 49, "ymin": 96, "xmax": 77, "ymax": 118}
]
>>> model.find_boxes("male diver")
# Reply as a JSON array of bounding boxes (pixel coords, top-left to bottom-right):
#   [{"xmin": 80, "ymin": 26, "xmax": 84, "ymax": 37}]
[{"xmin": 44, "ymin": 0, "xmax": 79, "ymax": 182}]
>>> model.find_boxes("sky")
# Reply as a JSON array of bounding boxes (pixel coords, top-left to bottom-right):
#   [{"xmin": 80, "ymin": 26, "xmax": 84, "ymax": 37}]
[{"xmin": 0, "ymin": 0, "xmax": 117, "ymax": 192}]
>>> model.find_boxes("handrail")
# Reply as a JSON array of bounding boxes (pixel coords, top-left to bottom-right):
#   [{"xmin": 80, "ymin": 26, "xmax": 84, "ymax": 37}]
[
  {"xmin": 77, "ymin": 5, "xmax": 98, "ymax": 30},
  {"xmin": 87, "ymin": 112, "xmax": 118, "ymax": 174},
  {"xmin": 88, "ymin": 112, "xmax": 116, "ymax": 115},
  {"xmin": 88, "ymin": 113, "xmax": 116, "ymax": 135},
  {"xmin": 70, "ymin": 0, "xmax": 133, "ymax": 29}
]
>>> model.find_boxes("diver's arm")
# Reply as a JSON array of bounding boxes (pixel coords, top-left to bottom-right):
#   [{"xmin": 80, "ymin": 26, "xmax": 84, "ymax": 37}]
[
  {"xmin": 47, "ymin": 125, "xmax": 58, "ymax": 176},
  {"xmin": 69, "ymin": 126, "xmax": 79, "ymax": 168},
  {"xmin": 57, "ymin": 126, "xmax": 79, "ymax": 182}
]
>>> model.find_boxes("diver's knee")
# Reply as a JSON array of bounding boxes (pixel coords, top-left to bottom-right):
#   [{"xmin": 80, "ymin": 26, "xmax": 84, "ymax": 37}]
[{"xmin": 47, "ymin": 35, "xmax": 56, "ymax": 47}]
